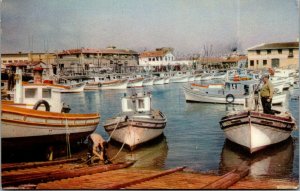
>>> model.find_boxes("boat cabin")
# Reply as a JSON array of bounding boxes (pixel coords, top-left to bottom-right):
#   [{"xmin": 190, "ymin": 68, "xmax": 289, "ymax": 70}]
[
  {"xmin": 121, "ymin": 92, "xmax": 151, "ymax": 113},
  {"xmin": 224, "ymin": 80, "xmax": 257, "ymax": 96}
]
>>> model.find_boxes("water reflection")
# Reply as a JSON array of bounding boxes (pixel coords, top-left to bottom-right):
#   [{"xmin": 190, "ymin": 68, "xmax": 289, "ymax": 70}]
[
  {"xmin": 219, "ymin": 137, "xmax": 294, "ymax": 178},
  {"xmin": 107, "ymin": 135, "xmax": 168, "ymax": 169}
]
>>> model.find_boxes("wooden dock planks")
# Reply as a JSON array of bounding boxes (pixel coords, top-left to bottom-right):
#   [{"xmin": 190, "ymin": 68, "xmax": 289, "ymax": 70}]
[{"xmin": 2, "ymin": 159, "xmax": 298, "ymax": 190}]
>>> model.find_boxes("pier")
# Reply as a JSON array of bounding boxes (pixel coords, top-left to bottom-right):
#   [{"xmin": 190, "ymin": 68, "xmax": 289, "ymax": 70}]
[{"xmin": 2, "ymin": 159, "xmax": 298, "ymax": 190}]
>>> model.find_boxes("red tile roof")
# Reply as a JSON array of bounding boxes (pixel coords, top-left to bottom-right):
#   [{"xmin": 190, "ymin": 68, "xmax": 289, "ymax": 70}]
[
  {"xmin": 248, "ymin": 42, "xmax": 299, "ymax": 51},
  {"xmin": 139, "ymin": 50, "xmax": 169, "ymax": 58},
  {"xmin": 58, "ymin": 48, "xmax": 138, "ymax": 55}
]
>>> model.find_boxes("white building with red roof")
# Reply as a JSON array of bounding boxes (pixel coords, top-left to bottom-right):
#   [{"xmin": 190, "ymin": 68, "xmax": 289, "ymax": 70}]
[{"xmin": 139, "ymin": 47, "xmax": 175, "ymax": 67}]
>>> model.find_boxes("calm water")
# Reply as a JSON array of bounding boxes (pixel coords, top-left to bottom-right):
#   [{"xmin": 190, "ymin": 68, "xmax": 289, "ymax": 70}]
[{"xmin": 62, "ymin": 82, "xmax": 299, "ymax": 179}]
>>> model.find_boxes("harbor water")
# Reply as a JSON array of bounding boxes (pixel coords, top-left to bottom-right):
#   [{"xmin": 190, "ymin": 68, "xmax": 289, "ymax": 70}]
[{"xmin": 62, "ymin": 81, "xmax": 299, "ymax": 180}]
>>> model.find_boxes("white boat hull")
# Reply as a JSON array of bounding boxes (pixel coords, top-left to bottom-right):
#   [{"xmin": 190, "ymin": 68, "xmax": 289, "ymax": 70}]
[
  {"xmin": 128, "ymin": 79, "xmax": 144, "ymax": 87},
  {"xmin": 219, "ymin": 111, "xmax": 296, "ymax": 153},
  {"xmin": 85, "ymin": 80, "xmax": 128, "ymax": 90},
  {"xmin": 54, "ymin": 83, "xmax": 86, "ymax": 93},
  {"xmin": 153, "ymin": 78, "xmax": 165, "ymax": 85},
  {"xmin": 183, "ymin": 85, "xmax": 286, "ymax": 105},
  {"xmin": 104, "ymin": 115, "xmax": 166, "ymax": 150},
  {"xmin": 170, "ymin": 76, "xmax": 189, "ymax": 83},
  {"xmin": 143, "ymin": 79, "xmax": 154, "ymax": 86}
]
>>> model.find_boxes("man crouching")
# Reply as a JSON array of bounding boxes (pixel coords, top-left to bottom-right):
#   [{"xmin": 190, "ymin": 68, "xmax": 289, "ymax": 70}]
[{"xmin": 87, "ymin": 133, "xmax": 112, "ymax": 165}]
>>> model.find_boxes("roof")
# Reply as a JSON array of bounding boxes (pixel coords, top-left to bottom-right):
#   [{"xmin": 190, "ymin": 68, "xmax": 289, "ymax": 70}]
[
  {"xmin": 197, "ymin": 56, "xmax": 247, "ymax": 64},
  {"xmin": 58, "ymin": 48, "xmax": 138, "ymax": 55},
  {"xmin": 139, "ymin": 50, "xmax": 169, "ymax": 58},
  {"xmin": 5, "ymin": 61, "xmax": 46, "ymax": 67},
  {"xmin": 247, "ymin": 42, "xmax": 299, "ymax": 51}
]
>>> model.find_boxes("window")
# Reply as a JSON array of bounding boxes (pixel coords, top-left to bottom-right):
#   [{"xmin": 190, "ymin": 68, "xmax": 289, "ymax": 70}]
[
  {"xmin": 160, "ymin": 57, "xmax": 162, "ymax": 61},
  {"xmin": 42, "ymin": 88, "xmax": 51, "ymax": 98},
  {"xmin": 165, "ymin": 57, "xmax": 167, "ymax": 61},
  {"xmin": 76, "ymin": 54, "xmax": 79, "ymax": 58},
  {"xmin": 25, "ymin": 88, "xmax": 37, "ymax": 98},
  {"xmin": 288, "ymin": 49, "xmax": 293, "ymax": 58},
  {"xmin": 156, "ymin": 57, "xmax": 159, "ymax": 61},
  {"xmin": 138, "ymin": 99, "xmax": 144, "ymax": 109},
  {"xmin": 267, "ymin": 50, "xmax": 271, "ymax": 54},
  {"xmin": 278, "ymin": 49, "xmax": 282, "ymax": 54},
  {"xmin": 263, "ymin": 60, "xmax": 267, "ymax": 65},
  {"xmin": 148, "ymin": 58, "xmax": 151, "ymax": 61},
  {"xmin": 256, "ymin": 60, "xmax": 259, "ymax": 65},
  {"xmin": 127, "ymin": 99, "xmax": 134, "ymax": 110},
  {"xmin": 271, "ymin": 58, "xmax": 280, "ymax": 68},
  {"xmin": 256, "ymin": 50, "xmax": 260, "ymax": 55},
  {"xmin": 3, "ymin": 60, "xmax": 7, "ymax": 63}
]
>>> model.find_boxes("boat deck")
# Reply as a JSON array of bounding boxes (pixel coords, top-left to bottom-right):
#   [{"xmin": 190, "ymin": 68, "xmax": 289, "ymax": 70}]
[{"xmin": 2, "ymin": 159, "xmax": 298, "ymax": 189}]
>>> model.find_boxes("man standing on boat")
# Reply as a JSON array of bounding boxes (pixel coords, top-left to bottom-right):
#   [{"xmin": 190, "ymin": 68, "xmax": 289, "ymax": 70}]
[
  {"xmin": 87, "ymin": 133, "xmax": 111, "ymax": 165},
  {"xmin": 260, "ymin": 74, "xmax": 274, "ymax": 114}
]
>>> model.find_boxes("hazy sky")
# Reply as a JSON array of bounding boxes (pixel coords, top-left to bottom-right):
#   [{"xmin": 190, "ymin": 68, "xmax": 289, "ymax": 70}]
[{"xmin": 1, "ymin": 0, "xmax": 299, "ymax": 55}]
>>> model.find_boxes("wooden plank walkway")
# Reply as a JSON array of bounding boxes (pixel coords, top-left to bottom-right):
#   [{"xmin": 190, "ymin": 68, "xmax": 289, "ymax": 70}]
[{"xmin": 2, "ymin": 159, "xmax": 298, "ymax": 190}]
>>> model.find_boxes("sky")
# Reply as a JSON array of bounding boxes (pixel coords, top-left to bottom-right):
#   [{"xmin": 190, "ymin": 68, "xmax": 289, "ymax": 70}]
[{"xmin": 1, "ymin": 0, "xmax": 299, "ymax": 55}]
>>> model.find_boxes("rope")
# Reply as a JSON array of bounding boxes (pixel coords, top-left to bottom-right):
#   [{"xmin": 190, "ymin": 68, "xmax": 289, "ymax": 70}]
[
  {"xmin": 110, "ymin": 117, "xmax": 132, "ymax": 161},
  {"xmin": 107, "ymin": 116, "xmax": 123, "ymax": 142},
  {"xmin": 64, "ymin": 116, "xmax": 72, "ymax": 159}
]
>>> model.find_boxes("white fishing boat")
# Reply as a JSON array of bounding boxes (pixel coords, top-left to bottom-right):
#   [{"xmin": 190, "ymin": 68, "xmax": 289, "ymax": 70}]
[
  {"xmin": 127, "ymin": 77, "xmax": 144, "ymax": 88},
  {"xmin": 54, "ymin": 82, "xmax": 86, "ymax": 93},
  {"xmin": 153, "ymin": 77, "xmax": 165, "ymax": 85},
  {"xmin": 220, "ymin": 137, "xmax": 294, "ymax": 177},
  {"xmin": 219, "ymin": 96, "xmax": 297, "ymax": 153},
  {"xmin": 103, "ymin": 92, "xmax": 167, "ymax": 150},
  {"xmin": 183, "ymin": 80, "xmax": 287, "ymax": 105},
  {"xmin": 1, "ymin": 68, "xmax": 100, "ymax": 149},
  {"xmin": 188, "ymin": 75, "xmax": 195, "ymax": 82},
  {"xmin": 85, "ymin": 76, "xmax": 128, "ymax": 90},
  {"xmin": 142, "ymin": 78, "xmax": 154, "ymax": 86}
]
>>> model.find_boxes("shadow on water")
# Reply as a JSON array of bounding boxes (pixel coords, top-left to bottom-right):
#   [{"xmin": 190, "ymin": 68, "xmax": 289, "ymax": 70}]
[
  {"xmin": 219, "ymin": 137, "xmax": 295, "ymax": 179},
  {"xmin": 107, "ymin": 134, "xmax": 168, "ymax": 169}
]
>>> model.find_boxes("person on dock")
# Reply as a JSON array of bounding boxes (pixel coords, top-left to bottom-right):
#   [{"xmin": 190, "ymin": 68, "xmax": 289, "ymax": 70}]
[
  {"xmin": 260, "ymin": 74, "xmax": 274, "ymax": 114},
  {"xmin": 87, "ymin": 133, "xmax": 111, "ymax": 165}
]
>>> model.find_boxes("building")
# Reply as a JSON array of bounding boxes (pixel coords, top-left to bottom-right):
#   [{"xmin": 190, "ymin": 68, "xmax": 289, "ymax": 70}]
[
  {"xmin": 247, "ymin": 42, "xmax": 299, "ymax": 70},
  {"xmin": 198, "ymin": 55, "xmax": 247, "ymax": 70},
  {"xmin": 56, "ymin": 47, "xmax": 139, "ymax": 74},
  {"xmin": 1, "ymin": 52, "xmax": 56, "ymax": 66},
  {"xmin": 139, "ymin": 47, "xmax": 175, "ymax": 67},
  {"xmin": 139, "ymin": 47, "xmax": 198, "ymax": 71}
]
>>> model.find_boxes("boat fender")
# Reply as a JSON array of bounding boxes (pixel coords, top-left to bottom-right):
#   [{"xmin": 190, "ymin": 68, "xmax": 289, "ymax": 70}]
[
  {"xmin": 226, "ymin": 94, "xmax": 235, "ymax": 104},
  {"xmin": 33, "ymin": 100, "xmax": 50, "ymax": 111},
  {"xmin": 124, "ymin": 115, "xmax": 128, "ymax": 122}
]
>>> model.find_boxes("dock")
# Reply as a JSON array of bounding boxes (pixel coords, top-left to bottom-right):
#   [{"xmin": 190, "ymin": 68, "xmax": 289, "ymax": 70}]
[{"xmin": 2, "ymin": 159, "xmax": 298, "ymax": 190}]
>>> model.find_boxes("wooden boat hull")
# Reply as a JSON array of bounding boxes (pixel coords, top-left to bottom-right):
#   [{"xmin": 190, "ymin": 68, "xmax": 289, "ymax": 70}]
[
  {"xmin": 1, "ymin": 104, "xmax": 100, "ymax": 148},
  {"xmin": 183, "ymin": 85, "xmax": 286, "ymax": 105},
  {"xmin": 219, "ymin": 111, "xmax": 296, "ymax": 153},
  {"xmin": 104, "ymin": 116, "xmax": 167, "ymax": 150}
]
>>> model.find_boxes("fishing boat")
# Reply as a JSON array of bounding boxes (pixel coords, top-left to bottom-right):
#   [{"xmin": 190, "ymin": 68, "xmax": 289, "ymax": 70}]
[
  {"xmin": 220, "ymin": 137, "xmax": 294, "ymax": 177},
  {"xmin": 169, "ymin": 71, "xmax": 189, "ymax": 83},
  {"xmin": 219, "ymin": 96, "xmax": 297, "ymax": 153},
  {"xmin": 183, "ymin": 80, "xmax": 286, "ymax": 105},
  {"xmin": 153, "ymin": 77, "xmax": 165, "ymax": 85},
  {"xmin": 54, "ymin": 82, "xmax": 86, "ymax": 93},
  {"xmin": 103, "ymin": 92, "xmax": 167, "ymax": 150},
  {"xmin": 142, "ymin": 77, "xmax": 154, "ymax": 86},
  {"xmin": 1, "ymin": 68, "xmax": 100, "ymax": 149},
  {"xmin": 85, "ymin": 76, "xmax": 128, "ymax": 90},
  {"xmin": 127, "ymin": 77, "xmax": 144, "ymax": 88}
]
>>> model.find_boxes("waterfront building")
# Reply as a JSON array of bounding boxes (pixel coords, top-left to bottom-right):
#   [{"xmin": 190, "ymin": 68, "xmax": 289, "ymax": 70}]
[
  {"xmin": 56, "ymin": 47, "xmax": 139, "ymax": 74},
  {"xmin": 198, "ymin": 55, "xmax": 247, "ymax": 70},
  {"xmin": 139, "ymin": 47, "xmax": 198, "ymax": 71},
  {"xmin": 1, "ymin": 52, "xmax": 56, "ymax": 67},
  {"xmin": 247, "ymin": 41, "xmax": 299, "ymax": 70}
]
